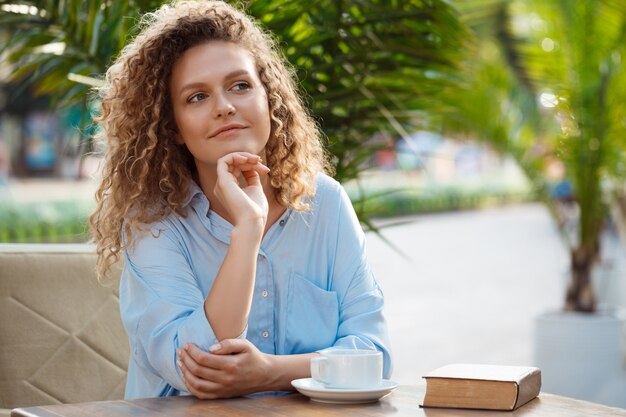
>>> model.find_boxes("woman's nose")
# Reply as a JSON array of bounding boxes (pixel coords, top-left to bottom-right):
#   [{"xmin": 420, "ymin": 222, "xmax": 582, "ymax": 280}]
[{"xmin": 214, "ymin": 96, "xmax": 236, "ymax": 118}]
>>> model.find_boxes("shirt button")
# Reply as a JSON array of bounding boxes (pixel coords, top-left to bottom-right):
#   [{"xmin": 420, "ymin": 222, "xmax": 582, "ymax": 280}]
[
  {"xmin": 279, "ymin": 219, "xmax": 286, "ymax": 226},
  {"xmin": 262, "ymin": 330, "xmax": 270, "ymax": 338},
  {"xmin": 262, "ymin": 290, "xmax": 269, "ymax": 297}
]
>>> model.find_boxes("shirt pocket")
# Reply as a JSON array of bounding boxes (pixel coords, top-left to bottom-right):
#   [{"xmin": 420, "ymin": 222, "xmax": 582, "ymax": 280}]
[{"xmin": 284, "ymin": 272, "xmax": 339, "ymax": 354}]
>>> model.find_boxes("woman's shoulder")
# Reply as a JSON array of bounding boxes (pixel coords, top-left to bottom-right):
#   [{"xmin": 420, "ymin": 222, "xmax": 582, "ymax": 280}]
[
  {"xmin": 127, "ymin": 180, "xmax": 201, "ymax": 222},
  {"xmin": 308, "ymin": 173, "xmax": 352, "ymax": 216},
  {"xmin": 140, "ymin": 181, "xmax": 204, "ymax": 228},
  {"xmin": 314, "ymin": 172, "xmax": 344, "ymax": 198},
  {"xmin": 125, "ymin": 202, "xmax": 199, "ymax": 247},
  {"xmin": 299, "ymin": 173, "xmax": 362, "ymax": 236}
]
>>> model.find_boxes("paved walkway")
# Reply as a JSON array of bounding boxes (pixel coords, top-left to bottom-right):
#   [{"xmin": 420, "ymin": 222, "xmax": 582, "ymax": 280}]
[{"xmin": 366, "ymin": 203, "xmax": 625, "ymax": 387}]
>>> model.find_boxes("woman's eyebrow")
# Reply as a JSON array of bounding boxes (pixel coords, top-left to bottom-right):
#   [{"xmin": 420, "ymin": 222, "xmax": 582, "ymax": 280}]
[
  {"xmin": 178, "ymin": 69, "xmax": 252, "ymax": 96},
  {"xmin": 223, "ymin": 69, "xmax": 251, "ymax": 81},
  {"xmin": 178, "ymin": 82, "xmax": 207, "ymax": 96}
]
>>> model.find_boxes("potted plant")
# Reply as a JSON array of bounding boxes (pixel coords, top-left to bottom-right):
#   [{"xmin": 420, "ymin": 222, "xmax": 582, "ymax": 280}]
[{"xmin": 443, "ymin": 0, "xmax": 626, "ymax": 406}]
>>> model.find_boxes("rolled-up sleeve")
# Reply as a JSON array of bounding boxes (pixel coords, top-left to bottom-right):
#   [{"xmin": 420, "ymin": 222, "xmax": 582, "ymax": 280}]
[
  {"xmin": 121, "ymin": 224, "xmax": 246, "ymax": 392},
  {"xmin": 330, "ymin": 187, "xmax": 393, "ymax": 378}
]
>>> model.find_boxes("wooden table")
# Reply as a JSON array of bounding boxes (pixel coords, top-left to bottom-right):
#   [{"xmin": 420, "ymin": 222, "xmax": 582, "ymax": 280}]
[{"xmin": 11, "ymin": 385, "xmax": 626, "ymax": 417}]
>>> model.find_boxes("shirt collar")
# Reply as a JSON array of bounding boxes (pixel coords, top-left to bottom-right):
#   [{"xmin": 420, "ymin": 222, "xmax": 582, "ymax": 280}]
[{"xmin": 182, "ymin": 180, "xmax": 206, "ymax": 209}]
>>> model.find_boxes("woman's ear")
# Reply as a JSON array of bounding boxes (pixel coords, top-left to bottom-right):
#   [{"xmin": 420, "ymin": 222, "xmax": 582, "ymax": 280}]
[{"xmin": 175, "ymin": 133, "xmax": 185, "ymax": 145}]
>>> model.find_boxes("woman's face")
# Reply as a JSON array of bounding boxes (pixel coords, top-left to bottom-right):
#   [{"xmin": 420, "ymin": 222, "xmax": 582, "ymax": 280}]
[{"xmin": 169, "ymin": 41, "xmax": 271, "ymax": 171}]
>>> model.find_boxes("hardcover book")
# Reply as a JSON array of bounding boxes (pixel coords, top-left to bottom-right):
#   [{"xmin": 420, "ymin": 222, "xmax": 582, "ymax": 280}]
[{"xmin": 421, "ymin": 364, "xmax": 541, "ymax": 411}]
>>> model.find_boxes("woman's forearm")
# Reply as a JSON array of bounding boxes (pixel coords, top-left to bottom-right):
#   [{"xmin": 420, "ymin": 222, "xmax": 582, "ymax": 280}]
[
  {"xmin": 266, "ymin": 352, "xmax": 318, "ymax": 391},
  {"xmin": 204, "ymin": 222, "xmax": 263, "ymax": 340}
]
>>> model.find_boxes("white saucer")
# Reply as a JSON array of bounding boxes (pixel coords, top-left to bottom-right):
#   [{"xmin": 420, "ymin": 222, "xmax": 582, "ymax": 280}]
[{"xmin": 291, "ymin": 378, "xmax": 398, "ymax": 404}]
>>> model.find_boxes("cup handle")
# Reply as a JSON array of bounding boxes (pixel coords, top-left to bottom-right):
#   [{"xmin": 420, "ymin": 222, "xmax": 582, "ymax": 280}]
[{"xmin": 310, "ymin": 356, "xmax": 329, "ymax": 384}]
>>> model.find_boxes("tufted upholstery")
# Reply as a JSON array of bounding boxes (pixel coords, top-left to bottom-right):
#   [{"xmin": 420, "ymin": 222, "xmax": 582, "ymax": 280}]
[{"xmin": 0, "ymin": 244, "xmax": 128, "ymax": 415}]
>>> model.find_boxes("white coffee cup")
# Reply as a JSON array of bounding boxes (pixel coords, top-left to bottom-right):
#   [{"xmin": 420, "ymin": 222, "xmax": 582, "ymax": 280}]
[{"xmin": 310, "ymin": 348, "xmax": 383, "ymax": 389}]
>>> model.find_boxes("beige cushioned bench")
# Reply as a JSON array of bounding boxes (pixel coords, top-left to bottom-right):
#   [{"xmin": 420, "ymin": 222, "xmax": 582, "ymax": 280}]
[{"xmin": 0, "ymin": 244, "xmax": 128, "ymax": 415}]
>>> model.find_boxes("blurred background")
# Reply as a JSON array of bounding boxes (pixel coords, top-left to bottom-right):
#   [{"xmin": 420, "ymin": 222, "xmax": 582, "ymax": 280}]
[{"xmin": 1, "ymin": 0, "xmax": 625, "ymax": 408}]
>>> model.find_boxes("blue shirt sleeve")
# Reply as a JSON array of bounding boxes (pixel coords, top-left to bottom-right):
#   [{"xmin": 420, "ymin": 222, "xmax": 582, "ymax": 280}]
[
  {"xmin": 121, "ymin": 224, "xmax": 246, "ymax": 392},
  {"xmin": 329, "ymin": 184, "xmax": 394, "ymax": 378}
]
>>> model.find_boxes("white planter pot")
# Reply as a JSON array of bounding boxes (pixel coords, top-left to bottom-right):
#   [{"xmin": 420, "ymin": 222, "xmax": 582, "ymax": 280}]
[{"xmin": 534, "ymin": 311, "xmax": 626, "ymax": 408}]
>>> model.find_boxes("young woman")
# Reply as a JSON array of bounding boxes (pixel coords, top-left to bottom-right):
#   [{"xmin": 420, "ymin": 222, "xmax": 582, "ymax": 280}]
[{"xmin": 90, "ymin": 0, "xmax": 392, "ymax": 399}]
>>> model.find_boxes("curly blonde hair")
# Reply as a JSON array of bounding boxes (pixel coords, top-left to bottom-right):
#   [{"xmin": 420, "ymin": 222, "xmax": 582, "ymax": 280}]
[{"xmin": 89, "ymin": 0, "xmax": 330, "ymax": 278}]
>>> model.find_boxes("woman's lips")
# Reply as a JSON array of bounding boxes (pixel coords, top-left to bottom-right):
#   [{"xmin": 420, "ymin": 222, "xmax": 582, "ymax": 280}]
[{"xmin": 210, "ymin": 124, "xmax": 246, "ymax": 138}]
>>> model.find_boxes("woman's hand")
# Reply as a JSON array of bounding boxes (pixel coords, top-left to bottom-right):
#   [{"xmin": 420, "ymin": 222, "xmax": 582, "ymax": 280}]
[
  {"xmin": 214, "ymin": 152, "xmax": 270, "ymax": 229},
  {"xmin": 177, "ymin": 339, "xmax": 276, "ymax": 399}
]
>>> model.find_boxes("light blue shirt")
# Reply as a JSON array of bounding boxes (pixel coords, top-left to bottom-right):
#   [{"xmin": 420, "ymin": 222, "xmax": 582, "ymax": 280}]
[{"xmin": 120, "ymin": 173, "xmax": 392, "ymax": 399}]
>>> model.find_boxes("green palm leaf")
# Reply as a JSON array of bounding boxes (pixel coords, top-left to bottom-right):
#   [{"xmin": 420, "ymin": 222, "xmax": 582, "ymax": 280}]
[{"xmin": 1, "ymin": 0, "xmax": 468, "ymax": 231}]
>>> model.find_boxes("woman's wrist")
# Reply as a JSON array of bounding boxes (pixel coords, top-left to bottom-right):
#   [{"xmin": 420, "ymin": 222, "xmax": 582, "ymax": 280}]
[
  {"xmin": 231, "ymin": 220, "xmax": 264, "ymax": 243},
  {"xmin": 264, "ymin": 353, "xmax": 316, "ymax": 391},
  {"xmin": 263, "ymin": 353, "xmax": 282, "ymax": 391}
]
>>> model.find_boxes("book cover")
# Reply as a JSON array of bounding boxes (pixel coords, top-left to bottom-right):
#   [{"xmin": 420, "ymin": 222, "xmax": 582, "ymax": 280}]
[{"xmin": 421, "ymin": 364, "xmax": 541, "ymax": 411}]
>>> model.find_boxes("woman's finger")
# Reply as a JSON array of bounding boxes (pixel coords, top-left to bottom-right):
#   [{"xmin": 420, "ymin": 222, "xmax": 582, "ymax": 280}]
[
  {"xmin": 179, "ymin": 345, "xmax": 217, "ymax": 369},
  {"xmin": 179, "ymin": 361, "xmax": 220, "ymax": 399},
  {"xmin": 217, "ymin": 155, "xmax": 264, "ymax": 182},
  {"xmin": 210, "ymin": 338, "xmax": 251, "ymax": 355},
  {"xmin": 218, "ymin": 163, "xmax": 269, "ymax": 190},
  {"xmin": 179, "ymin": 345, "xmax": 243, "ymax": 387},
  {"xmin": 183, "ymin": 344, "xmax": 239, "ymax": 373},
  {"xmin": 219, "ymin": 152, "xmax": 260, "ymax": 166},
  {"xmin": 227, "ymin": 162, "xmax": 269, "ymax": 173},
  {"xmin": 241, "ymin": 163, "xmax": 269, "ymax": 179},
  {"xmin": 179, "ymin": 353, "xmax": 223, "ymax": 381}
]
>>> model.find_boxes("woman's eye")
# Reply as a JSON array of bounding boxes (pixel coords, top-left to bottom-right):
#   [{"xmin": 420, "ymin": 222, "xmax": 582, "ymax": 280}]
[
  {"xmin": 232, "ymin": 82, "xmax": 250, "ymax": 91},
  {"xmin": 188, "ymin": 92, "xmax": 207, "ymax": 103}
]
